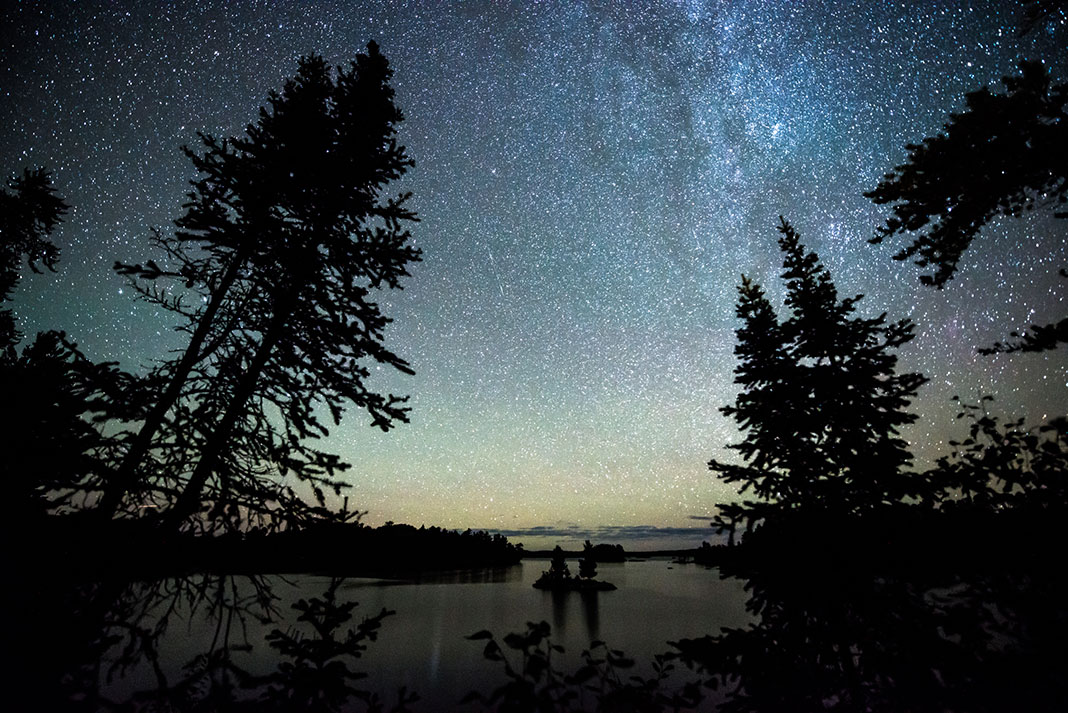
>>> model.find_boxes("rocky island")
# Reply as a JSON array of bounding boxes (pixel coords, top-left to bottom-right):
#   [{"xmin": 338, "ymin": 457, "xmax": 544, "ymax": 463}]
[{"xmin": 532, "ymin": 542, "xmax": 617, "ymax": 591}]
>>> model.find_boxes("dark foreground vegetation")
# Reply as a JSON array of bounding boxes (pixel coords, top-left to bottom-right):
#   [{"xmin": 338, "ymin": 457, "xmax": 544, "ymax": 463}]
[{"xmin": 11, "ymin": 516, "xmax": 1065, "ymax": 713}]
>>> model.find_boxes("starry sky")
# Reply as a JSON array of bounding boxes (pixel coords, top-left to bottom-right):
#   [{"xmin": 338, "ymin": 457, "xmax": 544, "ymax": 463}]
[{"xmin": 2, "ymin": 1, "xmax": 1066, "ymax": 549}]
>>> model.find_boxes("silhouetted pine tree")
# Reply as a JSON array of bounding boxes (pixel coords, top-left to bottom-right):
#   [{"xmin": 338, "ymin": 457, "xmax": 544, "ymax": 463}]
[
  {"xmin": 710, "ymin": 218, "xmax": 927, "ymax": 537},
  {"xmin": 547, "ymin": 546, "xmax": 571, "ymax": 581},
  {"xmin": 0, "ymin": 168, "xmax": 67, "ymax": 353},
  {"xmin": 579, "ymin": 540, "xmax": 598, "ymax": 580},
  {"xmin": 100, "ymin": 44, "xmax": 420, "ymax": 530},
  {"xmin": 0, "ymin": 171, "xmax": 146, "ymax": 520},
  {"xmin": 866, "ymin": 61, "xmax": 1067, "ymax": 353},
  {"xmin": 3, "ymin": 332, "xmax": 140, "ymax": 518}
]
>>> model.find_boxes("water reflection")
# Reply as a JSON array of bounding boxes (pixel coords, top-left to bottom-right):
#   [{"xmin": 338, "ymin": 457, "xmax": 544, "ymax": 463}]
[
  {"xmin": 540, "ymin": 587, "xmax": 603, "ymax": 643},
  {"xmin": 580, "ymin": 590, "xmax": 600, "ymax": 642},
  {"xmin": 8, "ymin": 571, "xmax": 410, "ymax": 712},
  {"xmin": 342, "ymin": 566, "xmax": 523, "ymax": 588},
  {"xmin": 13, "ymin": 561, "xmax": 748, "ymax": 710},
  {"xmin": 672, "ymin": 547, "xmax": 1068, "ymax": 712},
  {"xmin": 10, "ymin": 571, "xmax": 280, "ymax": 711},
  {"xmin": 548, "ymin": 587, "xmax": 569, "ymax": 636},
  {"xmin": 25, "ymin": 556, "xmax": 1063, "ymax": 711}
]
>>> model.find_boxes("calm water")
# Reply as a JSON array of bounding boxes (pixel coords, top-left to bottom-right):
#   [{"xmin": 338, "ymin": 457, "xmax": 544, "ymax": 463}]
[
  {"xmin": 345, "ymin": 559, "xmax": 751, "ymax": 707},
  {"xmin": 102, "ymin": 559, "xmax": 752, "ymax": 710}
]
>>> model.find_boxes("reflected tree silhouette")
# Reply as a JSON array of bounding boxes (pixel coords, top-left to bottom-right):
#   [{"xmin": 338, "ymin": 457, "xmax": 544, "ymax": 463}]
[
  {"xmin": 579, "ymin": 591, "xmax": 600, "ymax": 644},
  {"xmin": 9, "ymin": 571, "xmax": 279, "ymax": 711},
  {"xmin": 672, "ymin": 537, "xmax": 1068, "ymax": 712},
  {"xmin": 9, "ymin": 571, "xmax": 426, "ymax": 712}
]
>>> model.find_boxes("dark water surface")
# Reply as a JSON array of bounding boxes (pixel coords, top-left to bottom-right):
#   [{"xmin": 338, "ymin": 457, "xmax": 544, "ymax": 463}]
[
  {"xmin": 345, "ymin": 560, "xmax": 751, "ymax": 705},
  {"xmin": 99, "ymin": 559, "xmax": 751, "ymax": 710}
]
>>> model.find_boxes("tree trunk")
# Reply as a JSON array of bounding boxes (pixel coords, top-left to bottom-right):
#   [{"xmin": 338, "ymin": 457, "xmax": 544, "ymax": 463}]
[
  {"xmin": 97, "ymin": 252, "xmax": 246, "ymax": 518},
  {"xmin": 163, "ymin": 288, "xmax": 297, "ymax": 532}
]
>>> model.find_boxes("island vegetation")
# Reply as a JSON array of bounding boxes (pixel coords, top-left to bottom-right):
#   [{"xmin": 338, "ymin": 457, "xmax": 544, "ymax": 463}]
[
  {"xmin": 521, "ymin": 541, "xmax": 626, "ymax": 561},
  {"xmin": 532, "ymin": 543, "xmax": 617, "ymax": 591}
]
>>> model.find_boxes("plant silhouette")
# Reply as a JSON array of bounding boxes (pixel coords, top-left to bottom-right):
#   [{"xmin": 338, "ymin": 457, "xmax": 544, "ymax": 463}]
[
  {"xmin": 673, "ymin": 534, "xmax": 1068, "ymax": 713},
  {"xmin": 578, "ymin": 541, "xmax": 598, "ymax": 580},
  {"xmin": 0, "ymin": 169, "xmax": 146, "ymax": 526},
  {"xmin": 97, "ymin": 43, "xmax": 421, "ymax": 530},
  {"xmin": 463, "ymin": 621, "xmax": 702, "ymax": 712},
  {"xmin": 3, "ymin": 331, "xmax": 142, "ymax": 525},
  {"xmin": 926, "ymin": 395, "xmax": 1068, "ymax": 512},
  {"xmin": 546, "ymin": 547, "xmax": 571, "ymax": 582},
  {"xmin": 0, "ymin": 168, "xmax": 67, "ymax": 351},
  {"xmin": 250, "ymin": 577, "xmax": 415, "ymax": 712},
  {"xmin": 867, "ymin": 60, "xmax": 1067, "ymax": 353},
  {"xmin": 709, "ymin": 218, "xmax": 927, "ymax": 539}
]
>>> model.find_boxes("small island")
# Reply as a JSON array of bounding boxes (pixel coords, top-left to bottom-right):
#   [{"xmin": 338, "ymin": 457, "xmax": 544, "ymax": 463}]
[{"xmin": 533, "ymin": 542, "xmax": 617, "ymax": 591}]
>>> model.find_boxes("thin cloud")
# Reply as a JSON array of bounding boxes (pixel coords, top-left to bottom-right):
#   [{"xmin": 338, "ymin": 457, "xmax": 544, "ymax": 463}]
[{"xmin": 491, "ymin": 524, "xmax": 720, "ymax": 544}]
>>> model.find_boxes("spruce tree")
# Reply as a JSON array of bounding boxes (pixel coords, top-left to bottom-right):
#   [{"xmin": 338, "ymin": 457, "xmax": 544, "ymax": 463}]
[
  {"xmin": 579, "ymin": 540, "xmax": 598, "ymax": 580},
  {"xmin": 1, "ymin": 170, "xmax": 145, "ymax": 519},
  {"xmin": 100, "ymin": 44, "xmax": 420, "ymax": 530},
  {"xmin": 548, "ymin": 546, "xmax": 571, "ymax": 581},
  {"xmin": 710, "ymin": 218, "xmax": 927, "ymax": 537},
  {"xmin": 0, "ymin": 169, "xmax": 67, "ymax": 353}
]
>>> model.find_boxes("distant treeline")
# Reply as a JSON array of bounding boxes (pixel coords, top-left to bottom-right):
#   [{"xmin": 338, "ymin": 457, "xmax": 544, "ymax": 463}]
[
  {"xmin": 522, "ymin": 542, "xmax": 626, "ymax": 562},
  {"xmin": 32, "ymin": 516, "xmax": 523, "ymax": 577}
]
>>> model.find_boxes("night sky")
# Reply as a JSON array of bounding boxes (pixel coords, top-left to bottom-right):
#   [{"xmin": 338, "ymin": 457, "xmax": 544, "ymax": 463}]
[{"xmin": 2, "ymin": 1, "xmax": 1065, "ymax": 549}]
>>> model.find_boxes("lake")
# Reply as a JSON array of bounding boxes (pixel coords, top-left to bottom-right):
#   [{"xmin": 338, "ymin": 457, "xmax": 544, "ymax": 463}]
[{"xmin": 99, "ymin": 559, "xmax": 752, "ymax": 711}]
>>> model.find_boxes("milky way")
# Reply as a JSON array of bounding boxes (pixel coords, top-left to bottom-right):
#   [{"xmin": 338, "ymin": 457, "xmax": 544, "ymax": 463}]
[{"xmin": 3, "ymin": 1, "xmax": 1065, "ymax": 548}]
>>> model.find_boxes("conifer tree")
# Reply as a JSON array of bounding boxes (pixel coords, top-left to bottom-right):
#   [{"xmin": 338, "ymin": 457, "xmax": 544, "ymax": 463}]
[
  {"xmin": 579, "ymin": 540, "xmax": 598, "ymax": 580},
  {"xmin": 100, "ymin": 44, "xmax": 420, "ymax": 530},
  {"xmin": 710, "ymin": 218, "xmax": 927, "ymax": 536},
  {"xmin": 547, "ymin": 546, "xmax": 571, "ymax": 581},
  {"xmin": 1, "ymin": 170, "xmax": 144, "ymax": 519},
  {"xmin": 866, "ymin": 61, "xmax": 1067, "ymax": 353},
  {"xmin": 0, "ymin": 169, "xmax": 67, "ymax": 353}
]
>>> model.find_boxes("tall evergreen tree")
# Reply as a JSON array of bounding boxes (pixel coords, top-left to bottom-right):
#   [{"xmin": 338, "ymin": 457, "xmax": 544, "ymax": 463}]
[
  {"xmin": 100, "ymin": 44, "xmax": 421, "ymax": 530},
  {"xmin": 710, "ymin": 219, "xmax": 927, "ymax": 537},
  {"xmin": 578, "ymin": 540, "xmax": 598, "ymax": 580}
]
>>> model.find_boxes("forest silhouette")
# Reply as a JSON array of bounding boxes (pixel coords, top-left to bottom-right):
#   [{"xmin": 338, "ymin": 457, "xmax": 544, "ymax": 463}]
[{"xmin": 2, "ymin": 15, "xmax": 1066, "ymax": 712}]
